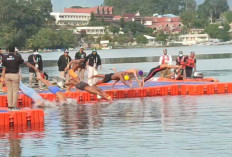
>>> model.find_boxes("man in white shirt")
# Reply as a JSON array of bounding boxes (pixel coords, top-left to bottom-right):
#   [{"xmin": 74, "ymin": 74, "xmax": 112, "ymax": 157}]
[{"xmin": 159, "ymin": 49, "xmax": 172, "ymax": 78}]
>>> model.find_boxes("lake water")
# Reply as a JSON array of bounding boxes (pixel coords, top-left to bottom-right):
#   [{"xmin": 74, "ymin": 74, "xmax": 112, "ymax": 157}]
[{"xmin": 1, "ymin": 45, "xmax": 232, "ymax": 156}]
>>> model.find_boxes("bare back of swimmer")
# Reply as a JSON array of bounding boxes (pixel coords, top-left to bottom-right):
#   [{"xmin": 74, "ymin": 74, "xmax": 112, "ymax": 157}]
[{"xmin": 66, "ymin": 79, "xmax": 112, "ymax": 100}]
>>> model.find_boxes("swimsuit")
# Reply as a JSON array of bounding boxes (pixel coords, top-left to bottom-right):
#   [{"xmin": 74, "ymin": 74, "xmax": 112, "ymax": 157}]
[
  {"xmin": 48, "ymin": 86, "xmax": 64, "ymax": 94},
  {"xmin": 103, "ymin": 73, "xmax": 114, "ymax": 83},
  {"xmin": 76, "ymin": 82, "xmax": 89, "ymax": 90}
]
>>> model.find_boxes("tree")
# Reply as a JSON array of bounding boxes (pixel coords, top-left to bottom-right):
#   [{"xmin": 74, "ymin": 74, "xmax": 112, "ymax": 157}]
[
  {"xmin": 205, "ymin": 24, "xmax": 230, "ymax": 41},
  {"xmin": 135, "ymin": 34, "xmax": 148, "ymax": 44},
  {"xmin": 155, "ymin": 31, "xmax": 168, "ymax": 43},
  {"xmin": 109, "ymin": 26, "xmax": 120, "ymax": 35},
  {"xmin": 223, "ymin": 11, "xmax": 232, "ymax": 23},
  {"xmin": 0, "ymin": 0, "xmax": 53, "ymax": 49},
  {"xmin": 198, "ymin": 0, "xmax": 229, "ymax": 23}
]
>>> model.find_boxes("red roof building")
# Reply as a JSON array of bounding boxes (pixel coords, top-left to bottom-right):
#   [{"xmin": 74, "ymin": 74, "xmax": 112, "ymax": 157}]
[
  {"xmin": 144, "ymin": 16, "xmax": 183, "ymax": 34},
  {"xmin": 64, "ymin": 6, "xmax": 114, "ymax": 22}
]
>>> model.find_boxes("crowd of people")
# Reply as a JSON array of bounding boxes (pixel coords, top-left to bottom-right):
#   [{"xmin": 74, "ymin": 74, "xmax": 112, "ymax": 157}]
[{"xmin": 0, "ymin": 46, "xmax": 197, "ymax": 110}]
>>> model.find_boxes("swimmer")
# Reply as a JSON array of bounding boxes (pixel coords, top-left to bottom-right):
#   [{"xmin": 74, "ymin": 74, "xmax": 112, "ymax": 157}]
[
  {"xmin": 91, "ymin": 71, "xmax": 131, "ymax": 88},
  {"xmin": 144, "ymin": 64, "xmax": 181, "ymax": 82},
  {"xmin": 111, "ymin": 68, "xmax": 144, "ymax": 88},
  {"xmin": 34, "ymin": 69, "xmax": 67, "ymax": 103},
  {"xmin": 19, "ymin": 82, "xmax": 45, "ymax": 107},
  {"xmin": 66, "ymin": 78, "xmax": 112, "ymax": 100}
]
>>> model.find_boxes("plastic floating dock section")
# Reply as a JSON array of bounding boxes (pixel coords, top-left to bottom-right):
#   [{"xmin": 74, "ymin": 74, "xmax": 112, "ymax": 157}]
[
  {"xmin": 0, "ymin": 108, "xmax": 44, "ymax": 129},
  {"xmin": 0, "ymin": 82, "xmax": 231, "ymax": 108}
]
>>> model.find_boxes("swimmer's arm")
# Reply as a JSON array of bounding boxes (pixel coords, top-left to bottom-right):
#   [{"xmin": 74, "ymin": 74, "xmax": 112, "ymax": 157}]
[
  {"xmin": 112, "ymin": 80, "xmax": 119, "ymax": 88},
  {"xmin": 24, "ymin": 62, "xmax": 36, "ymax": 70},
  {"xmin": 167, "ymin": 72, "xmax": 175, "ymax": 78},
  {"xmin": 110, "ymin": 68, "xmax": 117, "ymax": 73},
  {"xmin": 133, "ymin": 72, "xmax": 141, "ymax": 87}
]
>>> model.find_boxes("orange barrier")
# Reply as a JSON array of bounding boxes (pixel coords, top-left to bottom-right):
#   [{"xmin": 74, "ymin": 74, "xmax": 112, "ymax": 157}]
[
  {"xmin": 0, "ymin": 109, "xmax": 44, "ymax": 128},
  {"xmin": 0, "ymin": 82, "xmax": 232, "ymax": 107}
]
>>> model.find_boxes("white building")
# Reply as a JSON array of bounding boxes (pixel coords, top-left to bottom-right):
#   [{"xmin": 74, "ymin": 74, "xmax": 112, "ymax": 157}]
[
  {"xmin": 74, "ymin": 26, "xmax": 105, "ymax": 35},
  {"xmin": 50, "ymin": 12, "xmax": 90, "ymax": 26},
  {"xmin": 144, "ymin": 35, "xmax": 156, "ymax": 45},
  {"xmin": 179, "ymin": 34, "xmax": 209, "ymax": 46}
]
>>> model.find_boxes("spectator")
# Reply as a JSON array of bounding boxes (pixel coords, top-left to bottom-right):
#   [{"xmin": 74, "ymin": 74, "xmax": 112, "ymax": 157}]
[
  {"xmin": 75, "ymin": 46, "xmax": 87, "ymax": 81},
  {"xmin": 186, "ymin": 51, "xmax": 196, "ymax": 78},
  {"xmin": 57, "ymin": 50, "xmax": 72, "ymax": 86},
  {"xmin": 159, "ymin": 49, "xmax": 172, "ymax": 78},
  {"xmin": 85, "ymin": 49, "xmax": 102, "ymax": 86},
  {"xmin": 28, "ymin": 50, "xmax": 43, "ymax": 90}
]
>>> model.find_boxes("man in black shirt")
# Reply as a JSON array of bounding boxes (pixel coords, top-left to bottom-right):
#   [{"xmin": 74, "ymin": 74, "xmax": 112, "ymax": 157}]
[
  {"xmin": 74, "ymin": 46, "xmax": 86, "ymax": 81},
  {"xmin": 57, "ymin": 50, "xmax": 72, "ymax": 86},
  {"xmin": 1, "ymin": 46, "xmax": 34, "ymax": 110},
  {"xmin": 28, "ymin": 50, "xmax": 43, "ymax": 90},
  {"xmin": 85, "ymin": 49, "xmax": 102, "ymax": 86}
]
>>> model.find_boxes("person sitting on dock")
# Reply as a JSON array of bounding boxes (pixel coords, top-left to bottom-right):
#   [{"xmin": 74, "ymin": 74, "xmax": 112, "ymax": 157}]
[
  {"xmin": 91, "ymin": 71, "xmax": 132, "ymax": 88},
  {"xmin": 144, "ymin": 64, "xmax": 181, "ymax": 82}
]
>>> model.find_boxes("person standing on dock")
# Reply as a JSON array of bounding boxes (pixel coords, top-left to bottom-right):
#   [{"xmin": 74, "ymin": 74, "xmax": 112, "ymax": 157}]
[
  {"xmin": 1, "ymin": 46, "xmax": 35, "ymax": 110},
  {"xmin": 159, "ymin": 49, "xmax": 172, "ymax": 78},
  {"xmin": 28, "ymin": 50, "xmax": 43, "ymax": 90},
  {"xmin": 85, "ymin": 49, "xmax": 102, "ymax": 86},
  {"xmin": 185, "ymin": 51, "xmax": 196, "ymax": 78},
  {"xmin": 75, "ymin": 46, "xmax": 87, "ymax": 81},
  {"xmin": 58, "ymin": 50, "xmax": 72, "ymax": 86}
]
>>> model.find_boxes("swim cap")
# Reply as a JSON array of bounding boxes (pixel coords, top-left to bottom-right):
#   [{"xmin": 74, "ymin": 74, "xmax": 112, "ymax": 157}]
[
  {"xmin": 138, "ymin": 70, "xmax": 143, "ymax": 76},
  {"xmin": 124, "ymin": 75, "xmax": 130, "ymax": 81}
]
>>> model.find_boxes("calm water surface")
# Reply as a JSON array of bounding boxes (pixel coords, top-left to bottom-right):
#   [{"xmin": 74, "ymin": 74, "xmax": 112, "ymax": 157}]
[
  {"xmin": 1, "ymin": 45, "xmax": 232, "ymax": 156},
  {"xmin": 1, "ymin": 95, "xmax": 232, "ymax": 156}
]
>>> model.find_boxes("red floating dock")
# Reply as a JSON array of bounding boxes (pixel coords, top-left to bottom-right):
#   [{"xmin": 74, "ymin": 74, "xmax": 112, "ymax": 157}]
[
  {"xmin": 0, "ymin": 108, "xmax": 44, "ymax": 129},
  {"xmin": 0, "ymin": 81, "xmax": 231, "ymax": 108}
]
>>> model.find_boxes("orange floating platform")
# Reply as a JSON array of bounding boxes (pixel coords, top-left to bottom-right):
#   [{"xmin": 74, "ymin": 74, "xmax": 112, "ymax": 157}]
[
  {"xmin": 0, "ymin": 108, "xmax": 44, "ymax": 129},
  {"xmin": 0, "ymin": 80, "xmax": 231, "ymax": 108}
]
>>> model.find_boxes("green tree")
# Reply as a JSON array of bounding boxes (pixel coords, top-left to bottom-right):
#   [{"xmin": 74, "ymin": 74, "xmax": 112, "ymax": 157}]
[
  {"xmin": 223, "ymin": 11, "xmax": 232, "ymax": 23},
  {"xmin": 205, "ymin": 24, "xmax": 230, "ymax": 41},
  {"xmin": 155, "ymin": 31, "xmax": 168, "ymax": 43},
  {"xmin": 198, "ymin": 0, "xmax": 229, "ymax": 23},
  {"xmin": 109, "ymin": 26, "xmax": 120, "ymax": 35},
  {"xmin": 135, "ymin": 34, "xmax": 148, "ymax": 44}
]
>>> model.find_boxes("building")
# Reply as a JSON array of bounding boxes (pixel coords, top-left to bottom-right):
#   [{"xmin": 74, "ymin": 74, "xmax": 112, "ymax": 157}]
[
  {"xmin": 122, "ymin": 11, "xmax": 143, "ymax": 24},
  {"xmin": 144, "ymin": 35, "xmax": 156, "ymax": 45},
  {"xmin": 50, "ymin": 6, "xmax": 114, "ymax": 26},
  {"xmin": 64, "ymin": 6, "xmax": 114, "ymax": 22},
  {"xmin": 73, "ymin": 26, "xmax": 105, "ymax": 35},
  {"xmin": 50, "ymin": 12, "xmax": 90, "ymax": 26},
  {"xmin": 189, "ymin": 28, "xmax": 204, "ymax": 34},
  {"xmin": 179, "ymin": 34, "xmax": 209, "ymax": 46},
  {"xmin": 144, "ymin": 14, "xmax": 183, "ymax": 34}
]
